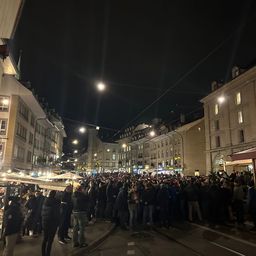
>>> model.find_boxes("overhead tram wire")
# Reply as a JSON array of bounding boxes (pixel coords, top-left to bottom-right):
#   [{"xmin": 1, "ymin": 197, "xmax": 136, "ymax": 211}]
[{"xmin": 113, "ymin": 18, "xmax": 255, "ymax": 138}]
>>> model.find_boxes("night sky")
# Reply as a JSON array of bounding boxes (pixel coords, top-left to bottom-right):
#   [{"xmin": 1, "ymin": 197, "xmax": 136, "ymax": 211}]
[{"xmin": 12, "ymin": 0, "xmax": 256, "ymax": 150}]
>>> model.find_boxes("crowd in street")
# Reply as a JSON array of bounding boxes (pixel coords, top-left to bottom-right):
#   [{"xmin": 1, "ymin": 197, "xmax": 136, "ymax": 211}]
[{"xmin": 2, "ymin": 170, "xmax": 256, "ymax": 256}]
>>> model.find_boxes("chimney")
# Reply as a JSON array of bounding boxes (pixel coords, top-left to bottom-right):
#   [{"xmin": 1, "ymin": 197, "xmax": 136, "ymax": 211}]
[
  {"xmin": 211, "ymin": 81, "xmax": 218, "ymax": 91},
  {"xmin": 231, "ymin": 66, "xmax": 240, "ymax": 79}
]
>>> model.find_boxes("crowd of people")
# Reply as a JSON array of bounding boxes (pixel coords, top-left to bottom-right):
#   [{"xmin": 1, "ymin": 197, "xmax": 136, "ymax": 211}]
[{"xmin": 2, "ymin": 170, "xmax": 256, "ymax": 256}]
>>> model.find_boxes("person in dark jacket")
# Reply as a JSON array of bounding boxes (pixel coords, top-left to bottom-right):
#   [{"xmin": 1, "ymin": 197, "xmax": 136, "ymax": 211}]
[
  {"xmin": 3, "ymin": 196, "xmax": 22, "ymax": 256},
  {"xmin": 24, "ymin": 193, "xmax": 37, "ymax": 236},
  {"xmin": 72, "ymin": 185, "xmax": 88, "ymax": 248},
  {"xmin": 247, "ymin": 181, "xmax": 256, "ymax": 231},
  {"xmin": 142, "ymin": 183, "xmax": 155, "ymax": 226},
  {"xmin": 41, "ymin": 190, "xmax": 60, "ymax": 256},
  {"xmin": 58, "ymin": 185, "xmax": 73, "ymax": 244},
  {"xmin": 184, "ymin": 180, "xmax": 202, "ymax": 222},
  {"xmin": 157, "ymin": 183, "xmax": 170, "ymax": 228},
  {"xmin": 115, "ymin": 184, "xmax": 129, "ymax": 230},
  {"xmin": 96, "ymin": 181, "xmax": 107, "ymax": 219}
]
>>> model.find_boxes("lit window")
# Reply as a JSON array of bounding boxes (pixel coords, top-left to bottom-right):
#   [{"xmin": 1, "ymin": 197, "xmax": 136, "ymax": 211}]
[
  {"xmin": 215, "ymin": 103, "xmax": 219, "ymax": 115},
  {"xmin": 238, "ymin": 111, "xmax": 243, "ymax": 124},
  {"xmin": 0, "ymin": 96, "xmax": 10, "ymax": 111},
  {"xmin": 236, "ymin": 92, "xmax": 241, "ymax": 105}
]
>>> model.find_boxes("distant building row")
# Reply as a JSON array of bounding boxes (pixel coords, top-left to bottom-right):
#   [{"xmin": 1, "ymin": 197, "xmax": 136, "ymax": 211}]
[{"xmin": 82, "ymin": 65, "xmax": 256, "ymax": 176}]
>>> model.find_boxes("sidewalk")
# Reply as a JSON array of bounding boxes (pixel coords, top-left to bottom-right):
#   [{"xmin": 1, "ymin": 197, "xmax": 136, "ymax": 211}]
[{"xmin": 1, "ymin": 221, "xmax": 115, "ymax": 256}]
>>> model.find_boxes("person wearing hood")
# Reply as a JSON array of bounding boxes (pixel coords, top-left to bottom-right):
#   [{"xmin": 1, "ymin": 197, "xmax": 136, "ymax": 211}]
[
  {"xmin": 41, "ymin": 190, "xmax": 60, "ymax": 256},
  {"xmin": 3, "ymin": 196, "xmax": 22, "ymax": 256}
]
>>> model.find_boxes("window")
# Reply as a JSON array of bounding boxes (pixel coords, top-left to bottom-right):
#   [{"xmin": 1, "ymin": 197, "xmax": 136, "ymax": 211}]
[
  {"xmin": 30, "ymin": 115, "xmax": 35, "ymax": 127},
  {"xmin": 216, "ymin": 136, "xmax": 220, "ymax": 147},
  {"xmin": 0, "ymin": 119, "xmax": 7, "ymax": 135},
  {"xmin": 13, "ymin": 145, "xmax": 25, "ymax": 161},
  {"xmin": 29, "ymin": 132, "xmax": 33, "ymax": 145},
  {"xmin": 27, "ymin": 151, "xmax": 32, "ymax": 163},
  {"xmin": 239, "ymin": 130, "xmax": 244, "ymax": 143},
  {"xmin": 16, "ymin": 123, "xmax": 27, "ymax": 141},
  {"xmin": 18, "ymin": 101, "xmax": 29, "ymax": 121},
  {"xmin": 215, "ymin": 103, "xmax": 219, "ymax": 115},
  {"xmin": 0, "ymin": 96, "xmax": 10, "ymax": 111},
  {"xmin": 238, "ymin": 111, "xmax": 243, "ymax": 124},
  {"xmin": 215, "ymin": 120, "xmax": 220, "ymax": 131},
  {"xmin": 236, "ymin": 92, "xmax": 241, "ymax": 105},
  {"xmin": 0, "ymin": 142, "xmax": 5, "ymax": 159},
  {"xmin": 112, "ymin": 154, "xmax": 116, "ymax": 160}
]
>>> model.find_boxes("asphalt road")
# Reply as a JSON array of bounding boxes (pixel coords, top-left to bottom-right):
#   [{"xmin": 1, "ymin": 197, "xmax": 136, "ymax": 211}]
[{"xmin": 87, "ymin": 224, "xmax": 256, "ymax": 256}]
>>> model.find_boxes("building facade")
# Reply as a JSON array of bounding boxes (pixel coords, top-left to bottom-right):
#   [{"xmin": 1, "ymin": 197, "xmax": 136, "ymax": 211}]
[
  {"xmin": 85, "ymin": 128, "xmax": 119, "ymax": 172},
  {"xmin": 201, "ymin": 66, "xmax": 256, "ymax": 173},
  {"xmin": 0, "ymin": 75, "xmax": 66, "ymax": 173},
  {"xmin": 117, "ymin": 119, "xmax": 206, "ymax": 175}
]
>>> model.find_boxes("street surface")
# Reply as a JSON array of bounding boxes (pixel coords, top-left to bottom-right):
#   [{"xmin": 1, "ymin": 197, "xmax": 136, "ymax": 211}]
[{"xmin": 88, "ymin": 224, "xmax": 256, "ymax": 256}]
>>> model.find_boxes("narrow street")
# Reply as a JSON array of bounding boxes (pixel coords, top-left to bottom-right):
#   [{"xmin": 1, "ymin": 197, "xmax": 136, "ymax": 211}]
[{"xmin": 87, "ymin": 224, "xmax": 256, "ymax": 256}]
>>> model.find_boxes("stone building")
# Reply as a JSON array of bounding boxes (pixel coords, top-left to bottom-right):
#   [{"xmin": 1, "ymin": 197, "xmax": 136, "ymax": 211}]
[
  {"xmin": 201, "ymin": 66, "xmax": 256, "ymax": 173},
  {"xmin": 0, "ymin": 75, "xmax": 66, "ymax": 173}
]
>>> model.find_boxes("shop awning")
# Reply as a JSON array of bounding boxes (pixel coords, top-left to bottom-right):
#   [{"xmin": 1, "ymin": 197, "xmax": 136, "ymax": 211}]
[
  {"xmin": 225, "ymin": 159, "xmax": 252, "ymax": 166},
  {"xmin": 231, "ymin": 147, "xmax": 256, "ymax": 161}
]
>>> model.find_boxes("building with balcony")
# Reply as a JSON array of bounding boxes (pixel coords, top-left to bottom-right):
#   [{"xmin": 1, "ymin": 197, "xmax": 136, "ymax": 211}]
[{"xmin": 201, "ymin": 66, "xmax": 256, "ymax": 173}]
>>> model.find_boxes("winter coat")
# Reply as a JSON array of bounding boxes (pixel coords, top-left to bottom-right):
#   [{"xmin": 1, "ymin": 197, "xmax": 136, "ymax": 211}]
[
  {"xmin": 184, "ymin": 184, "xmax": 200, "ymax": 201},
  {"xmin": 157, "ymin": 186, "xmax": 169, "ymax": 208},
  {"xmin": 72, "ymin": 191, "xmax": 88, "ymax": 212},
  {"xmin": 115, "ymin": 188, "xmax": 128, "ymax": 211},
  {"xmin": 4, "ymin": 203, "xmax": 22, "ymax": 236},
  {"xmin": 142, "ymin": 187, "xmax": 156, "ymax": 206},
  {"xmin": 41, "ymin": 197, "xmax": 60, "ymax": 229},
  {"xmin": 248, "ymin": 187, "xmax": 256, "ymax": 211}
]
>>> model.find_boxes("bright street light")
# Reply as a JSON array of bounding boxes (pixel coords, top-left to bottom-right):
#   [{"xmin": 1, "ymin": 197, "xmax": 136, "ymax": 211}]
[
  {"xmin": 97, "ymin": 82, "xmax": 106, "ymax": 92},
  {"xmin": 122, "ymin": 143, "xmax": 127, "ymax": 148},
  {"xmin": 217, "ymin": 96, "xmax": 225, "ymax": 104},
  {"xmin": 94, "ymin": 153, "xmax": 97, "ymax": 157},
  {"xmin": 79, "ymin": 127, "xmax": 86, "ymax": 133},
  {"xmin": 149, "ymin": 130, "xmax": 156, "ymax": 137},
  {"xmin": 74, "ymin": 158, "xmax": 78, "ymax": 162},
  {"xmin": 72, "ymin": 139, "xmax": 79, "ymax": 145},
  {"xmin": 74, "ymin": 150, "xmax": 78, "ymax": 154},
  {"xmin": 96, "ymin": 126, "xmax": 100, "ymax": 130}
]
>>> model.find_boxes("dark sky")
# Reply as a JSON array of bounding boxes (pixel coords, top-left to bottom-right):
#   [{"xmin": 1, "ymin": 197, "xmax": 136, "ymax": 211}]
[{"xmin": 12, "ymin": 0, "xmax": 256, "ymax": 149}]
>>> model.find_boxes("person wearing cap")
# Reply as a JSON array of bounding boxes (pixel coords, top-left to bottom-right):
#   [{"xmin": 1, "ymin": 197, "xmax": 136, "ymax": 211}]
[
  {"xmin": 3, "ymin": 196, "xmax": 22, "ymax": 256},
  {"xmin": 72, "ymin": 185, "xmax": 88, "ymax": 248}
]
